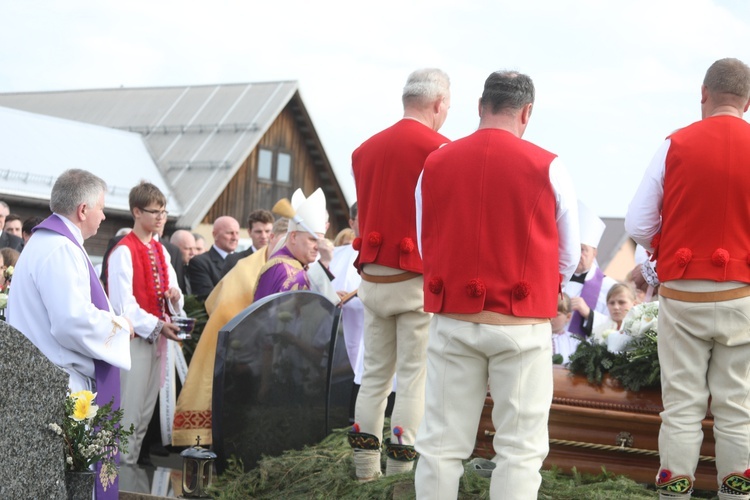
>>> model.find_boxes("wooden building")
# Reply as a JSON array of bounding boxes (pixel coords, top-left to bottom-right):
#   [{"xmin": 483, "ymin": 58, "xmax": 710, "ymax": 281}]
[{"xmin": 0, "ymin": 82, "xmax": 350, "ymax": 254}]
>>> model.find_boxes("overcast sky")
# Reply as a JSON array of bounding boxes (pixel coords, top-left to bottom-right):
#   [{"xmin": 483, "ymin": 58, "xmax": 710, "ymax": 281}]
[{"xmin": 2, "ymin": 0, "xmax": 749, "ymax": 218}]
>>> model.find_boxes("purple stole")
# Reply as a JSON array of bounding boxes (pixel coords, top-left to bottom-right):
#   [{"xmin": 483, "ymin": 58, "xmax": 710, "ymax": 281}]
[
  {"xmin": 34, "ymin": 215, "xmax": 120, "ymax": 500},
  {"xmin": 568, "ymin": 267, "xmax": 605, "ymax": 336}
]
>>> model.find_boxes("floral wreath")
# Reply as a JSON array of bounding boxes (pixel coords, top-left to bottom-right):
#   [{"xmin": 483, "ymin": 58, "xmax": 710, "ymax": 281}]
[{"xmin": 568, "ymin": 301, "xmax": 660, "ymax": 392}]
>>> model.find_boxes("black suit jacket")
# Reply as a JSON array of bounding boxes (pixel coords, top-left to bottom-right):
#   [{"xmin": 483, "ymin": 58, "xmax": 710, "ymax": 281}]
[
  {"xmin": 0, "ymin": 231, "xmax": 23, "ymax": 252},
  {"xmin": 161, "ymin": 240, "xmax": 187, "ymax": 295},
  {"xmin": 100, "ymin": 234, "xmax": 125, "ymax": 291},
  {"xmin": 188, "ymin": 247, "xmax": 225, "ymax": 300},
  {"xmin": 220, "ymin": 247, "xmax": 254, "ymax": 278}
]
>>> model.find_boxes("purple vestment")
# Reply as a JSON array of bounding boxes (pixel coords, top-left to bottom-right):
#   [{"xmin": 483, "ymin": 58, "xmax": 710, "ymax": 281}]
[
  {"xmin": 568, "ymin": 267, "xmax": 605, "ymax": 336},
  {"xmin": 254, "ymin": 246, "xmax": 310, "ymax": 301}
]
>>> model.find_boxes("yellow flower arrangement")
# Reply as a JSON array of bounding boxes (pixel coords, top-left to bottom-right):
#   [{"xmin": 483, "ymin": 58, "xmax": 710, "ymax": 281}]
[{"xmin": 48, "ymin": 390, "xmax": 134, "ymax": 491}]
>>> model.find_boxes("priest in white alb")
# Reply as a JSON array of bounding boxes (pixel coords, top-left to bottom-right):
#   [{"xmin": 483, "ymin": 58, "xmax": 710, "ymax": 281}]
[{"xmin": 8, "ymin": 168, "xmax": 133, "ymax": 500}]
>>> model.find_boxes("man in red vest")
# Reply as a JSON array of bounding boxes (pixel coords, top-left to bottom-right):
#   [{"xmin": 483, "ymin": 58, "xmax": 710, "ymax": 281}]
[
  {"xmin": 107, "ymin": 181, "xmax": 184, "ymax": 466},
  {"xmin": 415, "ymin": 70, "xmax": 579, "ymax": 499},
  {"xmin": 626, "ymin": 58, "xmax": 750, "ymax": 500},
  {"xmin": 348, "ymin": 68, "xmax": 450, "ymax": 481}
]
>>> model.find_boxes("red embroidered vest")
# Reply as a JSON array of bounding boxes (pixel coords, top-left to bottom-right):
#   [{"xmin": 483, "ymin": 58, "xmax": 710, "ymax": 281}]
[
  {"xmin": 655, "ymin": 116, "xmax": 750, "ymax": 283},
  {"xmin": 112, "ymin": 231, "xmax": 170, "ymax": 318},
  {"xmin": 421, "ymin": 128, "xmax": 561, "ymax": 318},
  {"xmin": 352, "ymin": 119, "xmax": 449, "ymax": 273}
]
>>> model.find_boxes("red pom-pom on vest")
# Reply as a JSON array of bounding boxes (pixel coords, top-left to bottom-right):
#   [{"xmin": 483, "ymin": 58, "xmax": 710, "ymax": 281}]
[
  {"xmin": 352, "ymin": 237, "xmax": 362, "ymax": 251},
  {"xmin": 712, "ymin": 248, "xmax": 729, "ymax": 267},
  {"xmin": 466, "ymin": 279, "xmax": 486, "ymax": 298},
  {"xmin": 352, "ymin": 423, "xmax": 360, "ymax": 433},
  {"xmin": 513, "ymin": 281, "xmax": 531, "ymax": 300},
  {"xmin": 367, "ymin": 232, "xmax": 382, "ymax": 247},
  {"xmin": 399, "ymin": 237, "xmax": 415, "ymax": 254},
  {"xmin": 675, "ymin": 248, "xmax": 692, "ymax": 267},
  {"xmin": 428, "ymin": 277, "xmax": 443, "ymax": 294}
]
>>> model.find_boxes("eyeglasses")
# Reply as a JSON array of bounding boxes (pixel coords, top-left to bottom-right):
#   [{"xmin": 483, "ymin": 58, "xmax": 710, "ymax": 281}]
[{"xmin": 140, "ymin": 208, "xmax": 169, "ymax": 218}]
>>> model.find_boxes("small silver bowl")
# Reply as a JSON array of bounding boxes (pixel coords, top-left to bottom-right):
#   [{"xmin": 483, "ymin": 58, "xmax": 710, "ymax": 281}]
[{"xmin": 171, "ymin": 316, "xmax": 196, "ymax": 340}]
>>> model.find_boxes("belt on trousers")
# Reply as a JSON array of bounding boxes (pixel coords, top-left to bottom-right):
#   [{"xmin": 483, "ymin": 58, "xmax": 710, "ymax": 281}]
[
  {"xmin": 441, "ymin": 311, "xmax": 548, "ymax": 326},
  {"xmin": 659, "ymin": 284, "xmax": 750, "ymax": 302},
  {"xmin": 359, "ymin": 270, "xmax": 421, "ymax": 284}
]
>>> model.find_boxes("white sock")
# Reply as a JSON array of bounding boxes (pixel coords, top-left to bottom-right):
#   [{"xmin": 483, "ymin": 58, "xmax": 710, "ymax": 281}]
[
  {"xmin": 385, "ymin": 457, "xmax": 413, "ymax": 476},
  {"xmin": 353, "ymin": 449, "xmax": 381, "ymax": 481}
]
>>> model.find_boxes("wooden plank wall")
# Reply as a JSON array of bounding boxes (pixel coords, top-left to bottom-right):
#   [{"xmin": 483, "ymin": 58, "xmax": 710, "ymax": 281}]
[{"xmin": 203, "ymin": 105, "xmax": 348, "ymax": 238}]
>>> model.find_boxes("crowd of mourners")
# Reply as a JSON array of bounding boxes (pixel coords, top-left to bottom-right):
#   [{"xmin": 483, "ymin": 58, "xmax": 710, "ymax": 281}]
[{"xmin": 3, "ymin": 57, "xmax": 750, "ymax": 500}]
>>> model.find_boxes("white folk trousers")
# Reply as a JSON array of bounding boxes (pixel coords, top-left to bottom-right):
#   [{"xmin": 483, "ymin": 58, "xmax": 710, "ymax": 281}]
[{"xmin": 415, "ymin": 315, "xmax": 553, "ymax": 500}]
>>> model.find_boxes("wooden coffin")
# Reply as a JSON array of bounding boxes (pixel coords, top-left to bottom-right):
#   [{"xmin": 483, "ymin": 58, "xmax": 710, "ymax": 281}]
[{"xmin": 474, "ymin": 365, "xmax": 718, "ymax": 490}]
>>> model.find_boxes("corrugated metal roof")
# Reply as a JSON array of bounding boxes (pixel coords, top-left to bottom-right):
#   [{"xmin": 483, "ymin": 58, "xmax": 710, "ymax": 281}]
[
  {"xmin": 0, "ymin": 82, "xmax": 299, "ymax": 228},
  {"xmin": 0, "ymin": 106, "xmax": 176, "ymax": 214}
]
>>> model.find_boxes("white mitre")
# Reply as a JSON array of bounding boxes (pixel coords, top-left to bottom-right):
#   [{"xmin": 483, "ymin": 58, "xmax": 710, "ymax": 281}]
[{"xmin": 288, "ymin": 188, "xmax": 328, "ymax": 235}]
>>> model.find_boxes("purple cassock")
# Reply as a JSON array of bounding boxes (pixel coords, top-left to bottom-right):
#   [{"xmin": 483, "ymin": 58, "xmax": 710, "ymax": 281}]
[{"xmin": 254, "ymin": 246, "xmax": 311, "ymax": 302}]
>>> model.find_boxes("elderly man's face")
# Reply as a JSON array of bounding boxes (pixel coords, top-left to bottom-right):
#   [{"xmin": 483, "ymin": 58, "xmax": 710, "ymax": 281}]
[
  {"xmin": 81, "ymin": 192, "xmax": 107, "ymax": 240},
  {"xmin": 173, "ymin": 232, "xmax": 197, "ymax": 264},
  {"xmin": 287, "ymin": 231, "xmax": 321, "ymax": 265},
  {"xmin": 576, "ymin": 244, "xmax": 597, "ymax": 274},
  {"xmin": 213, "ymin": 218, "xmax": 240, "ymax": 253}
]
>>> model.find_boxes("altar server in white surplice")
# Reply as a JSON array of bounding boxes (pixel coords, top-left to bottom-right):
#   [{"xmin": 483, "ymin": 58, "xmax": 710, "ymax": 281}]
[
  {"xmin": 330, "ymin": 202, "xmax": 397, "ymax": 423},
  {"xmin": 8, "ymin": 169, "xmax": 133, "ymax": 500},
  {"xmin": 329, "ymin": 203, "xmax": 363, "ymax": 378},
  {"xmin": 331, "ymin": 239, "xmax": 365, "ymax": 381},
  {"xmin": 7, "ymin": 169, "xmax": 133, "ymax": 393}
]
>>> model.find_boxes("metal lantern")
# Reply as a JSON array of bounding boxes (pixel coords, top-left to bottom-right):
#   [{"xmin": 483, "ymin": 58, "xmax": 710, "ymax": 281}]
[{"xmin": 180, "ymin": 436, "xmax": 217, "ymax": 498}]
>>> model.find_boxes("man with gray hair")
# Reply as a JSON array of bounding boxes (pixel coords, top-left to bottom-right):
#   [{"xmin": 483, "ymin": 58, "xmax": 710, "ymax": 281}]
[
  {"xmin": 8, "ymin": 169, "xmax": 133, "ymax": 499},
  {"xmin": 626, "ymin": 57, "xmax": 750, "ymax": 500},
  {"xmin": 348, "ymin": 68, "xmax": 450, "ymax": 481}
]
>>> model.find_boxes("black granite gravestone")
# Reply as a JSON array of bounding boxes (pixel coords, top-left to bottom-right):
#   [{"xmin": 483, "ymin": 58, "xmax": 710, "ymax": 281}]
[
  {"xmin": 0, "ymin": 321, "xmax": 68, "ymax": 498},
  {"xmin": 211, "ymin": 291, "xmax": 353, "ymax": 472}
]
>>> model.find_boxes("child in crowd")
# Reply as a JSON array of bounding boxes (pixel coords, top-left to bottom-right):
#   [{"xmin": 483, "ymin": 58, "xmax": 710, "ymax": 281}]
[
  {"xmin": 594, "ymin": 282, "xmax": 637, "ymax": 333},
  {"xmin": 551, "ymin": 293, "xmax": 578, "ymax": 365}
]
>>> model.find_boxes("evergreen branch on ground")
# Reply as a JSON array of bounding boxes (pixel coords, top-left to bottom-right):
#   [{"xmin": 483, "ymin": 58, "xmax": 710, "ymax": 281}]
[{"xmin": 206, "ymin": 426, "xmax": 720, "ymax": 499}]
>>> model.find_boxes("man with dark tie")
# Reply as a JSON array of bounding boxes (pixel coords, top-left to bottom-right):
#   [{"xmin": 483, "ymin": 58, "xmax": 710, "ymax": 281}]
[{"xmin": 187, "ymin": 216, "xmax": 240, "ymax": 300}]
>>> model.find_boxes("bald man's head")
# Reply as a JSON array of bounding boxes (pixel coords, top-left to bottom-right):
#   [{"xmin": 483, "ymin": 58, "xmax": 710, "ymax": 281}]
[
  {"xmin": 212, "ymin": 216, "xmax": 240, "ymax": 253},
  {"xmin": 170, "ymin": 229, "xmax": 197, "ymax": 264}
]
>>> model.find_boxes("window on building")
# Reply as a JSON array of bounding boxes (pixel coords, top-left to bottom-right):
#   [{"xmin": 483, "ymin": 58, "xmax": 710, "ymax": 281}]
[
  {"xmin": 258, "ymin": 149, "xmax": 273, "ymax": 180},
  {"xmin": 256, "ymin": 147, "xmax": 294, "ymax": 208},
  {"xmin": 277, "ymin": 152, "xmax": 291, "ymax": 183}
]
